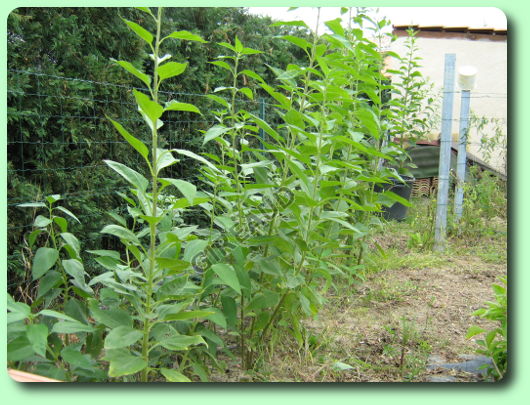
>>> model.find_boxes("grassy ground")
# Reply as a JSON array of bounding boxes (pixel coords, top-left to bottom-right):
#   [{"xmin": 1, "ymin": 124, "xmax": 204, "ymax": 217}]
[{"xmin": 215, "ymin": 194, "xmax": 507, "ymax": 382}]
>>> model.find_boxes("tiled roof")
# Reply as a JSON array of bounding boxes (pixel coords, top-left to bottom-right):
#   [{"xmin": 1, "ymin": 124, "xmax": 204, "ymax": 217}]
[{"xmin": 393, "ymin": 25, "xmax": 507, "ymax": 39}]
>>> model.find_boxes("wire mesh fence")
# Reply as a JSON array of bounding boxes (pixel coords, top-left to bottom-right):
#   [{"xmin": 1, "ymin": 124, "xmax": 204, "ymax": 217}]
[{"xmin": 7, "ymin": 69, "xmax": 277, "ymax": 285}]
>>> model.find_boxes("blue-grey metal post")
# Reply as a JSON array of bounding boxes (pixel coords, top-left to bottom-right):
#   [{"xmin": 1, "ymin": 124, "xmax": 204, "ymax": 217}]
[
  {"xmin": 434, "ymin": 54, "xmax": 456, "ymax": 252},
  {"xmin": 454, "ymin": 90, "xmax": 471, "ymax": 222},
  {"xmin": 259, "ymin": 97, "xmax": 265, "ymax": 148}
]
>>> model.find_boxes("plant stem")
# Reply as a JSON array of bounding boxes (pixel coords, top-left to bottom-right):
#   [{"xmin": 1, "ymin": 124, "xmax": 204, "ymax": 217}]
[
  {"xmin": 141, "ymin": 6, "xmax": 163, "ymax": 383},
  {"xmin": 260, "ymin": 290, "xmax": 288, "ymax": 341}
]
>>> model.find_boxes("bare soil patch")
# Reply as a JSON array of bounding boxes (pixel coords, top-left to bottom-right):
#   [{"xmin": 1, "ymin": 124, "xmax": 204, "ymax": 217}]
[{"xmin": 259, "ymin": 240, "xmax": 506, "ymax": 382}]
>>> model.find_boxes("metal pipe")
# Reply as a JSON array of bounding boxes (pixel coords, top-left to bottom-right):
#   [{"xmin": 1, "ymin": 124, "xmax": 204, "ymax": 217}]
[
  {"xmin": 434, "ymin": 54, "xmax": 456, "ymax": 252},
  {"xmin": 454, "ymin": 89, "xmax": 471, "ymax": 222}
]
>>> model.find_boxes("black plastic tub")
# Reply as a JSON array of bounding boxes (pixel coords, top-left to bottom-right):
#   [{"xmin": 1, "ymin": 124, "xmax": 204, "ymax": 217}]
[{"xmin": 376, "ymin": 176, "xmax": 415, "ymax": 221}]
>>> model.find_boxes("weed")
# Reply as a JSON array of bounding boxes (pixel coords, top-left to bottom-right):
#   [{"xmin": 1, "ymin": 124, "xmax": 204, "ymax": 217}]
[
  {"xmin": 363, "ymin": 247, "xmax": 445, "ymax": 274},
  {"xmin": 361, "ymin": 279, "xmax": 418, "ymax": 304},
  {"xmin": 382, "ymin": 317, "xmax": 432, "ymax": 380}
]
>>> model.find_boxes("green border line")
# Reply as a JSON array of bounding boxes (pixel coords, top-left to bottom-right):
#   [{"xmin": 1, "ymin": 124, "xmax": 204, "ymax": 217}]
[{"xmin": 2, "ymin": 1, "xmax": 527, "ymax": 403}]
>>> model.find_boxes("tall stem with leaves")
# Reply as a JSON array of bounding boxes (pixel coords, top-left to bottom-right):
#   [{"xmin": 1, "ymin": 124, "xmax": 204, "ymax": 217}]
[{"xmin": 94, "ymin": 7, "xmax": 213, "ymax": 382}]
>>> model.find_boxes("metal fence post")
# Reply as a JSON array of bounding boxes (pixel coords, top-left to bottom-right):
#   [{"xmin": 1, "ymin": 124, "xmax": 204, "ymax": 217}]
[
  {"xmin": 454, "ymin": 89, "xmax": 471, "ymax": 222},
  {"xmin": 434, "ymin": 54, "xmax": 456, "ymax": 252}
]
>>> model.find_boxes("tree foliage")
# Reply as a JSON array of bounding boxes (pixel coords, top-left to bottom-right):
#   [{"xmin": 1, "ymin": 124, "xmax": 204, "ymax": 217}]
[{"xmin": 7, "ymin": 7, "xmax": 311, "ymax": 290}]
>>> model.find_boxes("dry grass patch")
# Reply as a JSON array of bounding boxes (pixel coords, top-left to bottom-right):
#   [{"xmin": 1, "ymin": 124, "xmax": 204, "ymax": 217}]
[{"xmin": 256, "ymin": 223, "xmax": 507, "ymax": 382}]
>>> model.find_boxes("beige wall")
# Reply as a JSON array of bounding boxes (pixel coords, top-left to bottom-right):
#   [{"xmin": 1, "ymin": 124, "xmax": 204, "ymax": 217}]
[{"xmin": 388, "ymin": 35, "xmax": 507, "ymax": 174}]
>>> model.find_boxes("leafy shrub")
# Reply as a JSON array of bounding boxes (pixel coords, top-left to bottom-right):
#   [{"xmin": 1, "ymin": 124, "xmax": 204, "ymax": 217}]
[{"xmin": 466, "ymin": 276, "xmax": 507, "ymax": 380}]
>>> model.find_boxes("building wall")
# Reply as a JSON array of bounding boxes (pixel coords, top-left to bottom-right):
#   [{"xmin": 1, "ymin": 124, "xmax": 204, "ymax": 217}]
[{"xmin": 388, "ymin": 34, "xmax": 507, "ymax": 174}]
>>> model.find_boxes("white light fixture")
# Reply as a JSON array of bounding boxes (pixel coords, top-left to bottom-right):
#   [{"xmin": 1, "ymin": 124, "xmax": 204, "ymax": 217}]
[{"xmin": 457, "ymin": 65, "xmax": 477, "ymax": 90}]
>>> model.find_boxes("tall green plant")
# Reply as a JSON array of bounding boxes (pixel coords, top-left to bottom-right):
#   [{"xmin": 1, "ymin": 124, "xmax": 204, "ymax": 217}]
[
  {"xmin": 91, "ymin": 7, "xmax": 216, "ymax": 382},
  {"xmin": 195, "ymin": 9, "xmax": 411, "ymax": 370},
  {"xmin": 387, "ymin": 28, "xmax": 436, "ymax": 170}
]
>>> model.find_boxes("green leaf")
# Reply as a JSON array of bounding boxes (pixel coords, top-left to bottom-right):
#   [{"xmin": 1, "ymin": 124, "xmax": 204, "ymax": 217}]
[
  {"xmin": 164, "ymin": 30, "xmax": 207, "ymax": 43},
  {"xmin": 112, "ymin": 60, "xmax": 151, "ymax": 87},
  {"xmin": 7, "ymin": 336, "xmax": 34, "ymax": 362},
  {"xmin": 204, "ymin": 307, "xmax": 227, "ymax": 329},
  {"xmin": 324, "ymin": 18, "xmax": 345, "ymax": 37},
  {"xmin": 87, "ymin": 249, "xmax": 121, "ymax": 260},
  {"xmin": 247, "ymin": 292, "xmax": 280, "ymax": 311},
  {"xmin": 26, "ymin": 323, "xmax": 48, "ymax": 357},
  {"xmin": 221, "ymin": 295, "xmax": 237, "ymax": 330},
  {"xmin": 164, "ymin": 100, "xmax": 201, "ymax": 114},
  {"xmin": 321, "ymin": 217, "xmax": 360, "ymax": 234},
  {"xmin": 157, "ymin": 301, "xmax": 192, "ymax": 320},
  {"xmin": 160, "ymin": 368, "xmax": 191, "ymax": 382},
  {"xmin": 101, "ymin": 224, "xmax": 141, "ymax": 245},
  {"xmin": 379, "ymin": 190, "xmax": 412, "ymax": 207},
  {"xmin": 162, "ymin": 310, "xmax": 214, "ymax": 321},
  {"xmin": 32, "ymin": 247, "xmax": 59, "ymax": 280},
  {"xmin": 62, "ymin": 259, "xmax": 87, "ymax": 285},
  {"xmin": 155, "ymin": 257, "xmax": 191, "ymax": 275},
  {"xmin": 88, "ymin": 300, "xmax": 133, "ymax": 329},
  {"xmin": 55, "ymin": 206, "xmax": 81, "ymax": 223},
  {"xmin": 249, "ymin": 113, "xmax": 283, "ymax": 143},
  {"xmin": 37, "ymin": 270, "xmax": 62, "ymax": 299},
  {"xmin": 53, "ymin": 216, "xmax": 68, "ymax": 233},
  {"xmin": 206, "ymin": 94, "xmax": 230, "ymax": 109},
  {"xmin": 61, "ymin": 346, "xmax": 96, "ymax": 370},
  {"xmin": 108, "ymin": 118, "xmax": 149, "ymax": 162},
  {"xmin": 466, "ymin": 325, "xmax": 486, "ymax": 339},
  {"xmin": 52, "ymin": 319, "xmax": 94, "ymax": 334},
  {"xmin": 182, "ymin": 239, "xmax": 208, "ymax": 263},
  {"xmin": 357, "ymin": 107, "xmax": 380, "ymax": 138},
  {"xmin": 234, "ymin": 36, "xmax": 243, "ymax": 52},
  {"xmin": 159, "ymin": 178, "xmax": 197, "ymax": 205},
  {"xmin": 123, "ymin": 19, "xmax": 153, "ymax": 45},
  {"xmin": 202, "ymin": 125, "xmax": 231, "ymax": 145},
  {"xmin": 133, "ymin": 89, "xmax": 164, "ymax": 126},
  {"xmin": 135, "ymin": 7, "xmax": 154, "ymax": 18},
  {"xmin": 172, "ymin": 149, "xmax": 220, "ymax": 173},
  {"xmin": 240, "ymin": 160, "xmax": 273, "ymax": 176},
  {"xmin": 7, "ymin": 298, "xmax": 31, "ymax": 323},
  {"xmin": 280, "ymin": 35, "xmax": 312, "ymax": 51},
  {"xmin": 103, "ymin": 348, "xmax": 148, "ymax": 378},
  {"xmin": 259, "ymin": 83, "xmax": 291, "ymax": 110},
  {"xmin": 239, "ymin": 69, "xmax": 265, "ymax": 82},
  {"xmin": 33, "ymin": 214, "xmax": 51, "ymax": 228},
  {"xmin": 39, "ymin": 309, "xmax": 78, "ymax": 322},
  {"xmin": 241, "ymin": 47, "xmax": 262, "ymax": 56},
  {"xmin": 17, "ymin": 202, "xmax": 46, "ymax": 208},
  {"xmin": 157, "ymin": 334, "xmax": 207, "ymax": 351},
  {"xmin": 104, "ymin": 159, "xmax": 149, "ymax": 191},
  {"xmin": 61, "ymin": 232, "xmax": 81, "ymax": 258},
  {"xmin": 28, "ymin": 229, "xmax": 43, "ymax": 248},
  {"xmin": 217, "ymin": 41, "xmax": 236, "ymax": 52},
  {"xmin": 211, "ymin": 263, "xmax": 241, "ymax": 294},
  {"xmin": 104, "ymin": 326, "xmax": 143, "ymax": 349},
  {"xmin": 238, "ymin": 87, "xmax": 253, "ymax": 100},
  {"xmin": 64, "ymin": 297, "xmax": 89, "ymax": 324},
  {"xmin": 46, "ymin": 194, "xmax": 61, "ymax": 204},
  {"xmin": 210, "ymin": 60, "xmax": 232, "ymax": 72},
  {"xmin": 158, "ymin": 62, "xmax": 188, "ymax": 82},
  {"xmin": 155, "ymin": 148, "xmax": 179, "ymax": 174}
]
